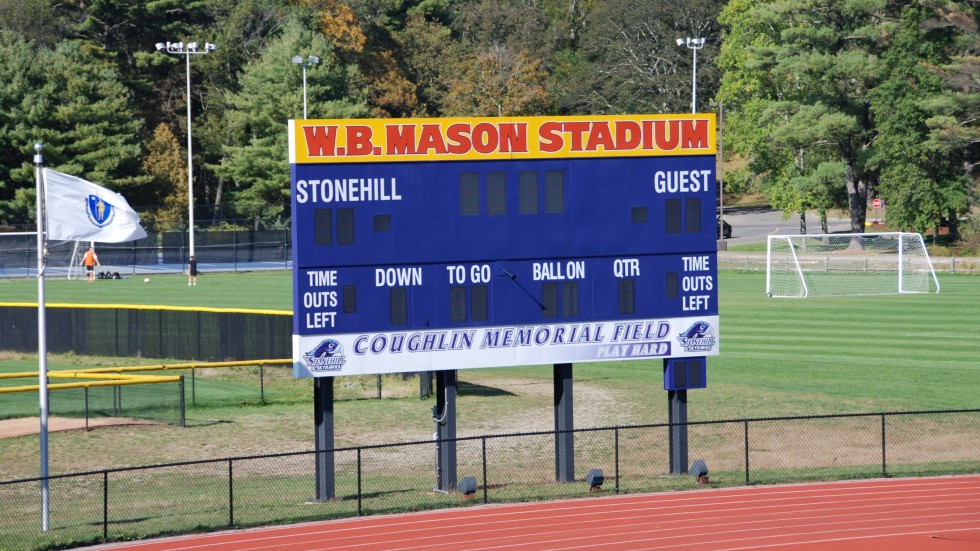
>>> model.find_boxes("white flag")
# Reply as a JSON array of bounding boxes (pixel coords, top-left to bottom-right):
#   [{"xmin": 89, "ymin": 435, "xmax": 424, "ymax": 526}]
[{"xmin": 43, "ymin": 168, "xmax": 148, "ymax": 243}]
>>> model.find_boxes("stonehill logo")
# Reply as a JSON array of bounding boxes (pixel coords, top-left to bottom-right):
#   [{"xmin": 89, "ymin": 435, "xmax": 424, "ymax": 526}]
[
  {"xmin": 86, "ymin": 194, "xmax": 116, "ymax": 228},
  {"xmin": 677, "ymin": 321, "xmax": 716, "ymax": 352},
  {"xmin": 304, "ymin": 339, "xmax": 346, "ymax": 372}
]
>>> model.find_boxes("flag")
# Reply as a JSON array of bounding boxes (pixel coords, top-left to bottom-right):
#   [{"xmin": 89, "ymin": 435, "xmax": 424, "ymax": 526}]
[{"xmin": 43, "ymin": 168, "xmax": 148, "ymax": 242}]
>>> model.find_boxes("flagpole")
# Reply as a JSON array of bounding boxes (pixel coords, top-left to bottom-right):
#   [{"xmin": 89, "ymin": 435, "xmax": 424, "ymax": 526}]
[{"xmin": 34, "ymin": 144, "xmax": 50, "ymax": 531}]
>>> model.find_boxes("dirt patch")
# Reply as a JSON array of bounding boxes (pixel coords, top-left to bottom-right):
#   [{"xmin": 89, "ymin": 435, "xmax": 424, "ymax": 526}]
[
  {"xmin": 460, "ymin": 375, "xmax": 629, "ymax": 434},
  {"xmin": 0, "ymin": 416, "xmax": 159, "ymax": 439}
]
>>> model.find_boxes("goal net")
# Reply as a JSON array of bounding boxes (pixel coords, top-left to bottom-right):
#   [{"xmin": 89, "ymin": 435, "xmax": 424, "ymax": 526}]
[
  {"xmin": 0, "ymin": 233, "xmax": 84, "ymax": 279},
  {"xmin": 766, "ymin": 232, "xmax": 940, "ymax": 298}
]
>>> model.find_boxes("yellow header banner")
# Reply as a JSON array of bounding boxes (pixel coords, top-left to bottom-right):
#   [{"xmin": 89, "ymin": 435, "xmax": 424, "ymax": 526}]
[{"xmin": 289, "ymin": 114, "xmax": 715, "ymax": 164}]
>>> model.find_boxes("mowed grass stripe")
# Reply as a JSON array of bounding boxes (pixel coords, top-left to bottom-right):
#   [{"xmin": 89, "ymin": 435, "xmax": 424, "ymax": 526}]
[
  {"xmin": 711, "ymin": 271, "xmax": 980, "ymax": 413},
  {"xmin": 2, "ymin": 269, "xmax": 977, "ymax": 414}
]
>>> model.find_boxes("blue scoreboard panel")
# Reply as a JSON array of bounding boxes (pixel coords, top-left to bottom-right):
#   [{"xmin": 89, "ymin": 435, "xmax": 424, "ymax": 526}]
[{"xmin": 290, "ymin": 115, "xmax": 719, "ymax": 377}]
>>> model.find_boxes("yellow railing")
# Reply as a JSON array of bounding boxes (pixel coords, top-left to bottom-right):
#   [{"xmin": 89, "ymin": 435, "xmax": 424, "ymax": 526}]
[{"xmin": 0, "ymin": 359, "xmax": 292, "ymax": 393}]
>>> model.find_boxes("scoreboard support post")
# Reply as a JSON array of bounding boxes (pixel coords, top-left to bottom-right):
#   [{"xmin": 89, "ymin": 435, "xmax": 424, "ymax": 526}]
[
  {"xmin": 554, "ymin": 363, "xmax": 575, "ymax": 482},
  {"xmin": 434, "ymin": 370, "xmax": 458, "ymax": 492},
  {"xmin": 313, "ymin": 377, "xmax": 335, "ymax": 500},
  {"xmin": 667, "ymin": 387, "xmax": 689, "ymax": 475},
  {"xmin": 664, "ymin": 357, "xmax": 707, "ymax": 474}
]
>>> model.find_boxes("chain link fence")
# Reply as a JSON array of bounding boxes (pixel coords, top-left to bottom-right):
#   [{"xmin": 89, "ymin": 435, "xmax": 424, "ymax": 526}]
[
  {"xmin": 0, "ymin": 378, "xmax": 185, "ymax": 429},
  {"xmin": 717, "ymin": 251, "xmax": 980, "ymax": 274},
  {"xmin": 2, "ymin": 409, "xmax": 978, "ymax": 550},
  {"xmin": 0, "ymin": 307, "xmax": 292, "ymax": 361},
  {"xmin": 0, "ymin": 229, "xmax": 291, "ymax": 279},
  {"xmin": 180, "ymin": 365, "xmax": 424, "ymax": 406},
  {"xmin": 1, "ymin": 365, "xmax": 429, "ymax": 434}
]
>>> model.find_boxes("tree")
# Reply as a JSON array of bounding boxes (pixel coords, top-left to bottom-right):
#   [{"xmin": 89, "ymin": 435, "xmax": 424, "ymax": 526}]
[
  {"xmin": 54, "ymin": 0, "xmax": 212, "ymax": 130},
  {"xmin": 317, "ymin": 0, "xmax": 448, "ymax": 117},
  {"xmin": 0, "ymin": 31, "xmax": 40, "ymax": 222},
  {"xmin": 870, "ymin": 5, "xmax": 973, "ymax": 237},
  {"xmin": 0, "ymin": 32, "xmax": 144, "ymax": 224},
  {"xmin": 0, "ymin": 0, "xmax": 60, "ymax": 47},
  {"xmin": 442, "ymin": 45, "xmax": 550, "ymax": 116},
  {"xmin": 718, "ymin": 0, "xmax": 895, "ymax": 233},
  {"xmin": 143, "ymin": 123, "xmax": 189, "ymax": 230},
  {"xmin": 398, "ymin": 11, "xmax": 455, "ymax": 115},
  {"xmin": 719, "ymin": 0, "xmax": 977, "ymax": 235},
  {"xmin": 216, "ymin": 17, "xmax": 368, "ymax": 226},
  {"xmin": 437, "ymin": 0, "xmax": 553, "ymax": 116},
  {"xmin": 539, "ymin": 0, "xmax": 598, "ymax": 50},
  {"xmin": 192, "ymin": 0, "xmax": 293, "ymax": 224},
  {"xmin": 557, "ymin": 0, "xmax": 725, "ymax": 115}
]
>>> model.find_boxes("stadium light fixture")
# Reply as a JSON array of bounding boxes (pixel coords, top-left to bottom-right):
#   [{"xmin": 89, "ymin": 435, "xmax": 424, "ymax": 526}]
[
  {"xmin": 292, "ymin": 55, "xmax": 320, "ymax": 119},
  {"xmin": 155, "ymin": 40, "xmax": 218, "ymax": 259},
  {"xmin": 676, "ymin": 37, "xmax": 706, "ymax": 113},
  {"xmin": 585, "ymin": 468, "xmax": 604, "ymax": 492}
]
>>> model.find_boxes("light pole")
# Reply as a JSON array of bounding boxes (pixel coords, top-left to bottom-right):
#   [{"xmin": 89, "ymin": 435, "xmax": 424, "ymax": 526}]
[
  {"xmin": 710, "ymin": 100, "xmax": 726, "ymax": 248},
  {"xmin": 292, "ymin": 55, "xmax": 320, "ymax": 119},
  {"xmin": 676, "ymin": 37, "xmax": 705, "ymax": 114},
  {"xmin": 155, "ymin": 40, "xmax": 217, "ymax": 259}
]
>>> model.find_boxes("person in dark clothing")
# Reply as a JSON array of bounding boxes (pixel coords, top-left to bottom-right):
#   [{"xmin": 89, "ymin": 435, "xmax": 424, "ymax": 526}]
[{"xmin": 188, "ymin": 256, "xmax": 198, "ymax": 286}]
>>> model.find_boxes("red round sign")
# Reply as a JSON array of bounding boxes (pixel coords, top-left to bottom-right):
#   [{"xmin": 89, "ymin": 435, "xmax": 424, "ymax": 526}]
[{"xmin": 872, "ymin": 198, "xmax": 882, "ymax": 209}]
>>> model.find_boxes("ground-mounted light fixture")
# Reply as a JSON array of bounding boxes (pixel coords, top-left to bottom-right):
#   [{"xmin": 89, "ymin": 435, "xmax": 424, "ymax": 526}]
[
  {"xmin": 691, "ymin": 459, "xmax": 709, "ymax": 484},
  {"xmin": 458, "ymin": 476, "xmax": 478, "ymax": 499},
  {"xmin": 585, "ymin": 468, "xmax": 604, "ymax": 492}
]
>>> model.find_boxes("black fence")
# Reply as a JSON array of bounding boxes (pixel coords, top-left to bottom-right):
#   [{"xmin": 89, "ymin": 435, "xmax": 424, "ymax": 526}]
[
  {"xmin": 160, "ymin": 230, "xmax": 291, "ymax": 265},
  {"xmin": 0, "ymin": 306, "xmax": 291, "ymax": 361},
  {"xmin": 0, "ymin": 230, "xmax": 291, "ymax": 277},
  {"xmin": 2, "ymin": 409, "xmax": 978, "ymax": 551},
  {"xmin": 1, "ymin": 365, "xmax": 425, "ymax": 429},
  {"xmin": 0, "ymin": 378, "xmax": 185, "ymax": 428}
]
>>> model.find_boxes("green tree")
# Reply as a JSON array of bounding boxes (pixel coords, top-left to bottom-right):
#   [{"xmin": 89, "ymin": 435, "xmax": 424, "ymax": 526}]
[
  {"xmin": 0, "ymin": 32, "xmax": 144, "ymax": 224},
  {"xmin": 0, "ymin": 0, "xmax": 60, "ymax": 47},
  {"xmin": 0, "ymin": 31, "xmax": 40, "ymax": 221},
  {"xmin": 718, "ymin": 0, "xmax": 896, "ymax": 232},
  {"xmin": 719, "ymin": 0, "xmax": 977, "ymax": 235},
  {"xmin": 916, "ymin": 4, "xmax": 979, "ymax": 238},
  {"xmin": 216, "ymin": 17, "xmax": 368, "ymax": 226},
  {"xmin": 398, "ymin": 11, "xmax": 455, "ymax": 115},
  {"xmin": 54, "ymin": 0, "xmax": 211, "ymax": 129},
  {"xmin": 870, "ymin": 6, "xmax": 973, "ymax": 237},
  {"xmin": 192, "ymin": 0, "xmax": 295, "ymax": 224}
]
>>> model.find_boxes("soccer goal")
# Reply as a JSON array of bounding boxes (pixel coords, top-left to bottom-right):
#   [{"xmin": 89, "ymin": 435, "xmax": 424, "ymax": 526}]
[
  {"xmin": 766, "ymin": 232, "xmax": 940, "ymax": 298},
  {"xmin": 0, "ymin": 232, "xmax": 84, "ymax": 278}
]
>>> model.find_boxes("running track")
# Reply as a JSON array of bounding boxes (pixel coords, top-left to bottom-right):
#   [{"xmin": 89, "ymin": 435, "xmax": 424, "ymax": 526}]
[{"xmin": 90, "ymin": 475, "xmax": 980, "ymax": 551}]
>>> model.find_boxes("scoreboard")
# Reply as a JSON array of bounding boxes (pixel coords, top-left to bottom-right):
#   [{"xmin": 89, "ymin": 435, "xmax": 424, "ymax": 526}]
[{"xmin": 290, "ymin": 115, "xmax": 720, "ymax": 378}]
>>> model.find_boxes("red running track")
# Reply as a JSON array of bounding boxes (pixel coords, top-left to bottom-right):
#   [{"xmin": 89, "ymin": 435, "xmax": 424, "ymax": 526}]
[{"xmin": 89, "ymin": 475, "xmax": 980, "ymax": 551}]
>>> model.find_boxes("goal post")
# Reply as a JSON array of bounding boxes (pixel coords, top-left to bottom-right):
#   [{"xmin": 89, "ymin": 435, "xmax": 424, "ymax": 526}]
[
  {"xmin": 766, "ymin": 232, "xmax": 940, "ymax": 298},
  {"xmin": 0, "ymin": 232, "xmax": 84, "ymax": 279}
]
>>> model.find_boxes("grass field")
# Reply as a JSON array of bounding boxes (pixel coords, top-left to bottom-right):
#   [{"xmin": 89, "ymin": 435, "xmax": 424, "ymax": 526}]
[
  {"xmin": 1, "ymin": 270, "xmax": 979, "ymax": 482},
  {"xmin": 0, "ymin": 270, "xmax": 293, "ymax": 311},
  {"xmin": 2, "ymin": 269, "xmax": 979, "ymax": 550}
]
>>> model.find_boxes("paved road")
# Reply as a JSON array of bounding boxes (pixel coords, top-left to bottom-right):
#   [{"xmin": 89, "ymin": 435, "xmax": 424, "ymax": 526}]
[{"xmin": 719, "ymin": 207, "xmax": 853, "ymax": 246}]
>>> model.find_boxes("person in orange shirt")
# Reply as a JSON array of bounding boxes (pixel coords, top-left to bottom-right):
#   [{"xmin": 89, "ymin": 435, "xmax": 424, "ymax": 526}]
[{"xmin": 82, "ymin": 246, "xmax": 99, "ymax": 282}]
